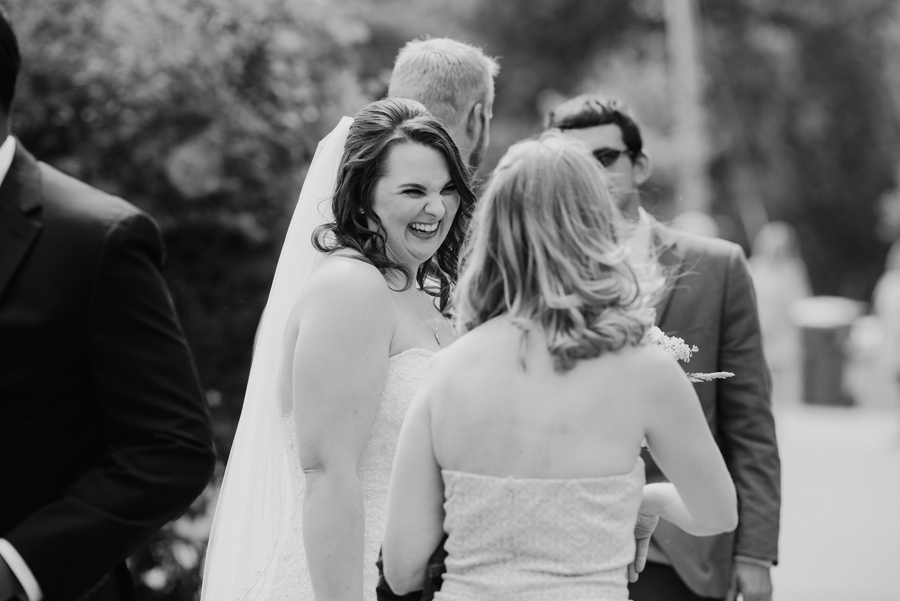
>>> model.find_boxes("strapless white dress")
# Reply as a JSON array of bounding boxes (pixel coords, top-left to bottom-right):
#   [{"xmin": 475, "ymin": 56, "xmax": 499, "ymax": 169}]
[
  {"xmin": 435, "ymin": 460, "xmax": 645, "ymax": 601},
  {"xmin": 270, "ymin": 348, "xmax": 431, "ymax": 600}
]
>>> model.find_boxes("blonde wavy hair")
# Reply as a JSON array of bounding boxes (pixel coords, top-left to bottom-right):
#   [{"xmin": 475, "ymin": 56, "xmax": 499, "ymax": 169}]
[{"xmin": 455, "ymin": 131, "xmax": 650, "ymax": 372}]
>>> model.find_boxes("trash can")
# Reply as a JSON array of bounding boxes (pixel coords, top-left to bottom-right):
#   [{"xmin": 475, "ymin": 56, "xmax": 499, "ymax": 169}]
[{"xmin": 789, "ymin": 296, "xmax": 864, "ymax": 406}]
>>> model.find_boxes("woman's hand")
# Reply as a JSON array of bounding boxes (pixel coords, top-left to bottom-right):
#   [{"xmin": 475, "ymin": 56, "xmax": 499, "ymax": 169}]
[
  {"xmin": 628, "ymin": 511, "xmax": 659, "ymax": 582},
  {"xmin": 642, "ymin": 347, "xmax": 738, "ymax": 536}
]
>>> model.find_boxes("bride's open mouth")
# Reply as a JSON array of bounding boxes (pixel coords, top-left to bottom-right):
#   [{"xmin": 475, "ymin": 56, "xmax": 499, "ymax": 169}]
[{"xmin": 408, "ymin": 220, "xmax": 441, "ymax": 238}]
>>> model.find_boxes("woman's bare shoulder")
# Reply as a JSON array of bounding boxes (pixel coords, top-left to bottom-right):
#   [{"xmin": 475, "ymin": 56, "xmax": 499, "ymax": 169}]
[
  {"xmin": 289, "ymin": 254, "xmax": 395, "ymax": 333},
  {"xmin": 425, "ymin": 318, "xmax": 531, "ymax": 391},
  {"xmin": 306, "ymin": 254, "xmax": 389, "ymax": 297},
  {"xmin": 608, "ymin": 343, "xmax": 696, "ymax": 403},
  {"xmin": 597, "ymin": 342, "xmax": 684, "ymax": 380},
  {"xmin": 436, "ymin": 316, "xmax": 509, "ymax": 359}
]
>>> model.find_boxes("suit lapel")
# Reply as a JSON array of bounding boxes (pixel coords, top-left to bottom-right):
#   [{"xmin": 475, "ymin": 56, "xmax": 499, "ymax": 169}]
[
  {"xmin": 0, "ymin": 142, "xmax": 44, "ymax": 301},
  {"xmin": 649, "ymin": 218, "xmax": 685, "ymax": 327}
]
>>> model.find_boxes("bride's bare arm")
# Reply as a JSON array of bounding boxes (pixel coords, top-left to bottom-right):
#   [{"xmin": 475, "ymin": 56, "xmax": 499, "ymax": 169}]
[
  {"xmin": 293, "ymin": 258, "xmax": 395, "ymax": 601},
  {"xmin": 641, "ymin": 346, "xmax": 738, "ymax": 537}
]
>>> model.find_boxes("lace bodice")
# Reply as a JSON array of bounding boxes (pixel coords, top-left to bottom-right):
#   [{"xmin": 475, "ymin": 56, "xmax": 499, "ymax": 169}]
[
  {"xmin": 271, "ymin": 347, "xmax": 431, "ymax": 600},
  {"xmin": 435, "ymin": 460, "xmax": 646, "ymax": 601}
]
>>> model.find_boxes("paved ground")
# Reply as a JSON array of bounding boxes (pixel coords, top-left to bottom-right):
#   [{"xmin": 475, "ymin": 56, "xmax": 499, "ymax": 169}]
[{"xmin": 769, "ymin": 357, "xmax": 900, "ymax": 600}]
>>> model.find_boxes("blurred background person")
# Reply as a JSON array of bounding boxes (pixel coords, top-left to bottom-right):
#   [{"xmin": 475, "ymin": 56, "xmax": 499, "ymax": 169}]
[
  {"xmin": 872, "ymin": 239, "xmax": 900, "ymax": 416},
  {"xmin": 382, "ymin": 132, "xmax": 737, "ymax": 601},
  {"xmin": 749, "ymin": 221, "xmax": 813, "ymax": 407}
]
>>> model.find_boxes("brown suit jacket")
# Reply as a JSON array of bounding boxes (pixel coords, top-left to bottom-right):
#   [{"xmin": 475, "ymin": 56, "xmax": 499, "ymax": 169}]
[{"xmin": 643, "ymin": 220, "xmax": 781, "ymax": 597}]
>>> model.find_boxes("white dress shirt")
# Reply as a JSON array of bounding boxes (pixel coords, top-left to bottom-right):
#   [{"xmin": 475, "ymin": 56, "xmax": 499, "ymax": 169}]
[
  {"xmin": 621, "ymin": 207, "xmax": 666, "ymax": 310},
  {"xmin": 0, "ymin": 135, "xmax": 15, "ymax": 181},
  {"xmin": 0, "ymin": 134, "xmax": 44, "ymax": 601}
]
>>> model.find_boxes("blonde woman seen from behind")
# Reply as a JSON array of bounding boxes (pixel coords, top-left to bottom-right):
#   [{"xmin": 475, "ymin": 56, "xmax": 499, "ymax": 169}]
[{"xmin": 382, "ymin": 132, "xmax": 737, "ymax": 600}]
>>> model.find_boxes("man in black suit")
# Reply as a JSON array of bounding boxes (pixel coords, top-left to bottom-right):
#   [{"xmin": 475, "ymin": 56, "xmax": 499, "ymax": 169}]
[{"xmin": 0, "ymin": 9, "xmax": 215, "ymax": 601}]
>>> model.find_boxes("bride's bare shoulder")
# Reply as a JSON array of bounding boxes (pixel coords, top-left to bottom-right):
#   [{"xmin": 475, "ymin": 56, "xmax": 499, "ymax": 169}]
[
  {"xmin": 288, "ymin": 252, "xmax": 394, "ymax": 326},
  {"xmin": 309, "ymin": 252, "xmax": 386, "ymax": 292}
]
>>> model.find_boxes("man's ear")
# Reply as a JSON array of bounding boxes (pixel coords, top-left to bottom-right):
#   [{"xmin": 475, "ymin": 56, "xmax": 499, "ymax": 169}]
[
  {"xmin": 632, "ymin": 151, "xmax": 652, "ymax": 186},
  {"xmin": 466, "ymin": 102, "xmax": 484, "ymax": 137}
]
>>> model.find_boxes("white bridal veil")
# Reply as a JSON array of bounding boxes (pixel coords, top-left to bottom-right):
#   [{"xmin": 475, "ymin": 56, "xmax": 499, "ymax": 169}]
[{"xmin": 201, "ymin": 117, "xmax": 353, "ymax": 600}]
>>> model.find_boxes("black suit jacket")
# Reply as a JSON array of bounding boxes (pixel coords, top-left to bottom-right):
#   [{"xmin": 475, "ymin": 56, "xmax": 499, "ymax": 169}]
[
  {"xmin": 641, "ymin": 221, "xmax": 781, "ymax": 597},
  {"xmin": 0, "ymin": 142, "xmax": 216, "ymax": 601}
]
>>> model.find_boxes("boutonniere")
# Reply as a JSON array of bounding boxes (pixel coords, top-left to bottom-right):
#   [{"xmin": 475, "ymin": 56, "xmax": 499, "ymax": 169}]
[{"xmin": 644, "ymin": 310, "xmax": 733, "ymax": 383}]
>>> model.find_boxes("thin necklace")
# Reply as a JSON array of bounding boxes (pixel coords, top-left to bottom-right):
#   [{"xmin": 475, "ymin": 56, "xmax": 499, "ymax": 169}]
[{"xmin": 403, "ymin": 288, "xmax": 453, "ymax": 346}]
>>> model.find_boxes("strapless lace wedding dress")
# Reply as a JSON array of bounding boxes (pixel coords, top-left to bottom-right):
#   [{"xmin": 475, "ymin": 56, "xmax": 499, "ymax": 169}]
[
  {"xmin": 436, "ymin": 460, "xmax": 645, "ymax": 601},
  {"xmin": 270, "ymin": 348, "xmax": 431, "ymax": 600}
]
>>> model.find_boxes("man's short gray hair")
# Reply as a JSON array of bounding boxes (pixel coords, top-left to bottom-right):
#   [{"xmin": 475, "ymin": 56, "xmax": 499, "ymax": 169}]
[{"xmin": 388, "ymin": 38, "xmax": 500, "ymax": 130}]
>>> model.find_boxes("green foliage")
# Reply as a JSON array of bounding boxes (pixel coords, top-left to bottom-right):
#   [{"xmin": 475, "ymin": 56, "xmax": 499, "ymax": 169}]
[
  {"xmin": 472, "ymin": 0, "xmax": 649, "ymax": 109},
  {"xmin": 126, "ymin": 483, "xmax": 218, "ymax": 600},
  {"xmin": 464, "ymin": 1, "xmax": 652, "ymax": 171},
  {"xmin": 701, "ymin": 0, "xmax": 900, "ymax": 297}
]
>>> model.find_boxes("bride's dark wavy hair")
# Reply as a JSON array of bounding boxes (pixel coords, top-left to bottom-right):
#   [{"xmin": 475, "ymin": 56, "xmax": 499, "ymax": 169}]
[
  {"xmin": 313, "ymin": 97, "xmax": 476, "ymax": 312},
  {"xmin": 455, "ymin": 131, "xmax": 650, "ymax": 372}
]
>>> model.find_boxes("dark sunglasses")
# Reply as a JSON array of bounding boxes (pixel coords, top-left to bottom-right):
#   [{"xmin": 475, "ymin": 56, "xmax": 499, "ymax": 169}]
[{"xmin": 592, "ymin": 148, "xmax": 634, "ymax": 168}]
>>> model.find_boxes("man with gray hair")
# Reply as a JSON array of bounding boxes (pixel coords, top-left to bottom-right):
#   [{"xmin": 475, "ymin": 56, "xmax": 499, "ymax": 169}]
[{"xmin": 388, "ymin": 37, "xmax": 499, "ymax": 171}]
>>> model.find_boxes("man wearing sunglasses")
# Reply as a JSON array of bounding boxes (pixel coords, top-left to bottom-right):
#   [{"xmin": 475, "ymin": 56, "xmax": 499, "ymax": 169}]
[
  {"xmin": 548, "ymin": 96, "xmax": 664, "ymax": 306},
  {"xmin": 547, "ymin": 94, "xmax": 780, "ymax": 601},
  {"xmin": 548, "ymin": 95, "xmax": 648, "ymax": 218}
]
